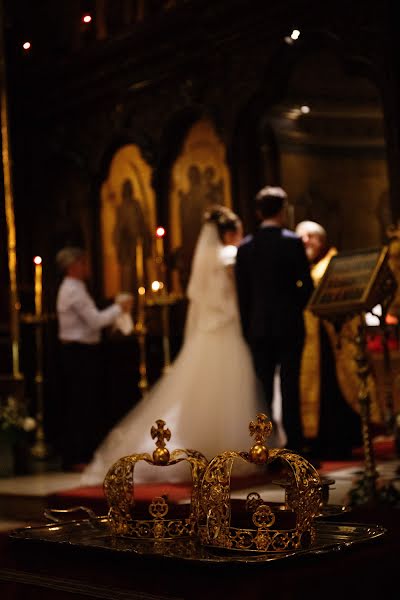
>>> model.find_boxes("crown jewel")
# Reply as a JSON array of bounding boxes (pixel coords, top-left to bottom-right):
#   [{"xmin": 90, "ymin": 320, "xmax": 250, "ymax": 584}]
[{"xmin": 103, "ymin": 420, "xmax": 208, "ymax": 540}]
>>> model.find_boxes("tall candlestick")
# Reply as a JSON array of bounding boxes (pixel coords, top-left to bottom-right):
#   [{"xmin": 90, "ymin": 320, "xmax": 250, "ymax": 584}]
[
  {"xmin": 33, "ymin": 256, "xmax": 42, "ymax": 317},
  {"xmin": 155, "ymin": 227, "xmax": 166, "ymax": 291},
  {"xmin": 155, "ymin": 226, "xmax": 165, "ymax": 261},
  {"xmin": 136, "ymin": 236, "xmax": 144, "ymax": 287},
  {"xmin": 31, "ymin": 254, "xmax": 49, "ymax": 458},
  {"xmin": 134, "ymin": 237, "xmax": 148, "ymax": 395}
]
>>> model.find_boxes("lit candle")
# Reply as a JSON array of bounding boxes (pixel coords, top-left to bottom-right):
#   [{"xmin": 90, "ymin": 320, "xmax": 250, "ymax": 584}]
[
  {"xmin": 137, "ymin": 285, "xmax": 146, "ymax": 323},
  {"xmin": 155, "ymin": 227, "xmax": 165, "ymax": 261},
  {"xmin": 136, "ymin": 236, "xmax": 144, "ymax": 288},
  {"xmin": 33, "ymin": 256, "xmax": 42, "ymax": 317}
]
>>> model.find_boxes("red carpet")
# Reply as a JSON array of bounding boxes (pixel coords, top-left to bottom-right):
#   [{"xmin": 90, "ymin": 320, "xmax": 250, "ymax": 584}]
[
  {"xmin": 352, "ymin": 435, "xmax": 397, "ymax": 460},
  {"xmin": 47, "ymin": 473, "xmax": 271, "ymax": 515},
  {"xmin": 46, "ymin": 466, "xmax": 347, "ymax": 515},
  {"xmin": 48, "ymin": 482, "xmax": 192, "ymax": 514}
]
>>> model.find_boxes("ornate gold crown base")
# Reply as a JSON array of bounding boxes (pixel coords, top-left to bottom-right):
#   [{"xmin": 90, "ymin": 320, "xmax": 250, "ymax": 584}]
[{"xmin": 198, "ymin": 525, "xmax": 316, "ymax": 553}]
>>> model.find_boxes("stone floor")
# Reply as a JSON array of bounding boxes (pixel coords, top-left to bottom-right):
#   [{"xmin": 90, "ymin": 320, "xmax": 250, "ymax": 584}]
[{"xmin": 0, "ymin": 472, "xmax": 82, "ymax": 530}]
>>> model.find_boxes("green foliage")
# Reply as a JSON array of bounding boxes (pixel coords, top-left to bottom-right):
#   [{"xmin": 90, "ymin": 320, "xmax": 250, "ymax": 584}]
[{"xmin": 0, "ymin": 396, "xmax": 36, "ymax": 445}]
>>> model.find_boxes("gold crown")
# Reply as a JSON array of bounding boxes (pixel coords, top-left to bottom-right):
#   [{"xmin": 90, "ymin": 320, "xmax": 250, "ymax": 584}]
[
  {"xmin": 103, "ymin": 419, "xmax": 208, "ymax": 540},
  {"xmin": 198, "ymin": 413, "xmax": 322, "ymax": 553}
]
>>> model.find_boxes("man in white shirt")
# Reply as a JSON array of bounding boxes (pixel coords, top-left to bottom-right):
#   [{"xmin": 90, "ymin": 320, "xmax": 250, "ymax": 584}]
[{"xmin": 55, "ymin": 247, "xmax": 133, "ymax": 470}]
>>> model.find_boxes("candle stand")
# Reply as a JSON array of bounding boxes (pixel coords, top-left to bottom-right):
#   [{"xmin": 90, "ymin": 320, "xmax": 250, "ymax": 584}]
[
  {"xmin": 377, "ymin": 297, "xmax": 397, "ymax": 434},
  {"xmin": 146, "ymin": 292, "xmax": 178, "ymax": 374},
  {"xmin": 347, "ymin": 318, "xmax": 380, "ymax": 505},
  {"xmin": 135, "ymin": 318, "xmax": 149, "ymax": 395},
  {"xmin": 134, "ymin": 236, "xmax": 149, "ymax": 395},
  {"xmin": 19, "ymin": 312, "xmax": 50, "ymax": 459}
]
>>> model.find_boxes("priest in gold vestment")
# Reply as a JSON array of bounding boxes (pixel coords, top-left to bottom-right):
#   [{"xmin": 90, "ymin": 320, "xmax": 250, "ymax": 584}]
[{"xmin": 295, "ymin": 221, "xmax": 382, "ymax": 459}]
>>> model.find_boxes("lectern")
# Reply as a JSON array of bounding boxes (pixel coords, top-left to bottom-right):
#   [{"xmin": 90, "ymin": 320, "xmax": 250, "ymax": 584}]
[{"xmin": 307, "ymin": 246, "xmax": 397, "ymax": 505}]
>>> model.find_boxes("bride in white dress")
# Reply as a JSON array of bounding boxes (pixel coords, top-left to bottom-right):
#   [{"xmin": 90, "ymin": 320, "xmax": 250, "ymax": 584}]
[{"xmin": 81, "ymin": 206, "xmax": 285, "ymax": 485}]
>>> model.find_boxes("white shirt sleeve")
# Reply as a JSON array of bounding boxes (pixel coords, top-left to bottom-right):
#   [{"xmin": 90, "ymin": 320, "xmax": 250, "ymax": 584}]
[{"xmin": 71, "ymin": 286, "xmax": 122, "ymax": 330}]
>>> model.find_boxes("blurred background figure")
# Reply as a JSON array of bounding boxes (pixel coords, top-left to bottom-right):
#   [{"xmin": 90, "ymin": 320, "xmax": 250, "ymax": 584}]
[
  {"xmin": 55, "ymin": 246, "xmax": 133, "ymax": 470},
  {"xmin": 235, "ymin": 187, "xmax": 314, "ymax": 455},
  {"xmin": 295, "ymin": 220, "xmax": 332, "ymax": 267},
  {"xmin": 295, "ymin": 221, "xmax": 380, "ymax": 459}
]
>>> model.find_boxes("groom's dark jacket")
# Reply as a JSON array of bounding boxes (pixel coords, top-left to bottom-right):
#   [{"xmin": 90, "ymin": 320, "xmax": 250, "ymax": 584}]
[{"xmin": 235, "ymin": 225, "xmax": 314, "ymax": 341}]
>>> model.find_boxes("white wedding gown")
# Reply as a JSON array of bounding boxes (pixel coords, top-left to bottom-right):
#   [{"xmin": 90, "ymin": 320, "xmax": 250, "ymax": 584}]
[{"xmin": 81, "ymin": 223, "xmax": 285, "ymax": 485}]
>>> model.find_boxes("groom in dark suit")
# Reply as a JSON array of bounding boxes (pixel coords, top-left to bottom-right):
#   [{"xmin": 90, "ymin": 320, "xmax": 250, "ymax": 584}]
[{"xmin": 235, "ymin": 186, "xmax": 314, "ymax": 452}]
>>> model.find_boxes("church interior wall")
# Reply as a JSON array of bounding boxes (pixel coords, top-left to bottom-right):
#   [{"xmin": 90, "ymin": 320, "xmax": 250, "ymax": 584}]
[
  {"xmin": 1, "ymin": 0, "xmax": 400, "ymax": 452},
  {"xmin": 280, "ymin": 152, "xmax": 389, "ymax": 250}
]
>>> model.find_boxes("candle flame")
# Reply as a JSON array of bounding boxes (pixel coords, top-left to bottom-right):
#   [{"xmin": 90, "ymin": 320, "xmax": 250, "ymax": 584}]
[
  {"xmin": 156, "ymin": 227, "xmax": 165, "ymax": 238},
  {"xmin": 33, "ymin": 256, "xmax": 42, "ymax": 265}
]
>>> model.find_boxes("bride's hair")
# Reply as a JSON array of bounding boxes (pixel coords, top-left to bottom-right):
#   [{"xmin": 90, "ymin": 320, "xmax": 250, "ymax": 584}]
[{"xmin": 203, "ymin": 205, "xmax": 241, "ymax": 241}]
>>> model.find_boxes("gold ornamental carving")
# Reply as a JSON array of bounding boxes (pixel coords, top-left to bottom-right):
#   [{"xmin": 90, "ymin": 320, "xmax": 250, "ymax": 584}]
[
  {"xmin": 103, "ymin": 420, "xmax": 208, "ymax": 540},
  {"xmin": 198, "ymin": 413, "xmax": 322, "ymax": 553}
]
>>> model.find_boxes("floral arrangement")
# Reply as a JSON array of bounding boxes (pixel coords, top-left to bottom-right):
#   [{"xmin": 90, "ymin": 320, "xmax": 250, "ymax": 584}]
[{"xmin": 0, "ymin": 396, "xmax": 36, "ymax": 444}]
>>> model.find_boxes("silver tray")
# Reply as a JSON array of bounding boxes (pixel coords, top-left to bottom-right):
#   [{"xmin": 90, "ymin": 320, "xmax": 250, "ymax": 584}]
[{"xmin": 9, "ymin": 513, "xmax": 386, "ymax": 565}]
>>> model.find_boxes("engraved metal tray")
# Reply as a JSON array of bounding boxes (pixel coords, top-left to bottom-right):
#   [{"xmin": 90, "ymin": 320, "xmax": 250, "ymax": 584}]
[{"xmin": 9, "ymin": 512, "xmax": 386, "ymax": 565}]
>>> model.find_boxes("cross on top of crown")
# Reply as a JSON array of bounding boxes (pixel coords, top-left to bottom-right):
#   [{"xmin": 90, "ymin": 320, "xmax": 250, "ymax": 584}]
[
  {"xmin": 151, "ymin": 419, "xmax": 171, "ymax": 449},
  {"xmin": 249, "ymin": 413, "xmax": 272, "ymax": 445}
]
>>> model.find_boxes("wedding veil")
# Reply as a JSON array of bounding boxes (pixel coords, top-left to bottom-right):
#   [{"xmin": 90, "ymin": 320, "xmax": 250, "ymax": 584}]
[{"xmin": 185, "ymin": 222, "xmax": 237, "ymax": 337}]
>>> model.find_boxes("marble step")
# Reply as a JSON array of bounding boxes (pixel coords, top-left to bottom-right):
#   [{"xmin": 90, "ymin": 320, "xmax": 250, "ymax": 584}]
[{"xmin": 0, "ymin": 472, "xmax": 82, "ymax": 521}]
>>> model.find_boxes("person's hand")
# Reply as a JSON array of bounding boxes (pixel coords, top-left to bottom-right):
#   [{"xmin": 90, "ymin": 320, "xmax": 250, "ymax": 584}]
[
  {"xmin": 120, "ymin": 299, "xmax": 133, "ymax": 313},
  {"xmin": 116, "ymin": 293, "xmax": 134, "ymax": 313}
]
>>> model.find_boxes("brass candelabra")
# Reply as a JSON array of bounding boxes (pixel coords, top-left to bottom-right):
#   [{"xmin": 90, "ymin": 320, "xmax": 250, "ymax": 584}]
[
  {"xmin": 146, "ymin": 291, "xmax": 178, "ymax": 374},
  {"xmin": 134, "ymin": 225, "xmax": 179, "ymax": 390},
  {"xmin": 1, "ymin": 1, "xmax": 23, "ymax": 383},
  {"xmin": 347, "ymin": 317, "xmax": 379, "ymax": 504},
  {"xmin": 134, "ymin": 236, "xmax": 149, "ymax": 395},
  {"xmin": 135, "ymin": 292, "xmax": 149, "ymax": 395},
  {"xmin": 20, "ymin": 312, "xmax": 50, "ymax": 459},
  {"xmin": 377, "ymin": 298, "xmax": 396, "ymax": 433}
]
